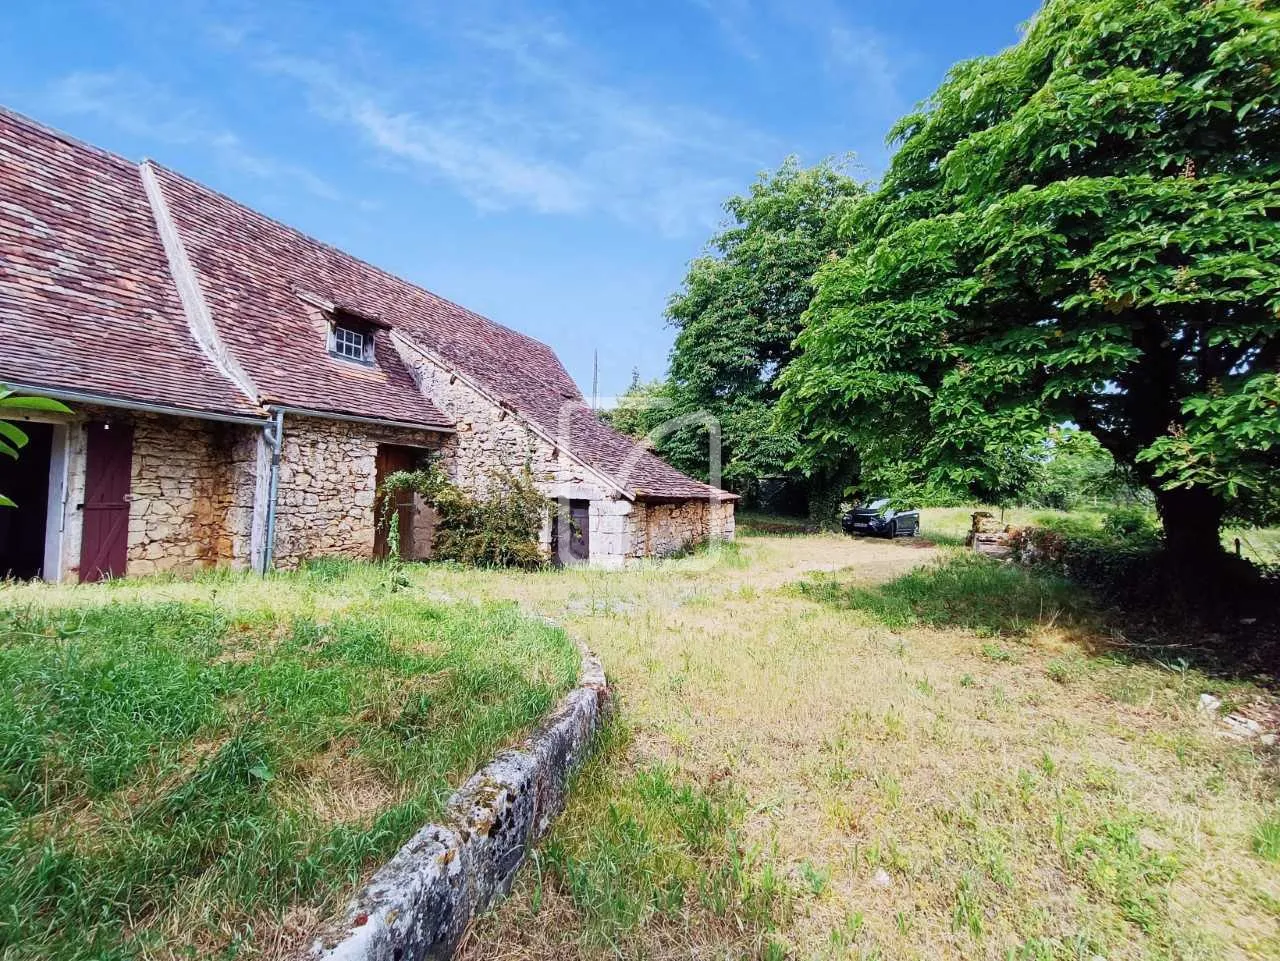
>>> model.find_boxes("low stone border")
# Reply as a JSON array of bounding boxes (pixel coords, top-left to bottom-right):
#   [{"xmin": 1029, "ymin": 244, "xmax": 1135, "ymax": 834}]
[{"xmin": 308, "ymin": 637, "xmax": 609, "ymax": 961}]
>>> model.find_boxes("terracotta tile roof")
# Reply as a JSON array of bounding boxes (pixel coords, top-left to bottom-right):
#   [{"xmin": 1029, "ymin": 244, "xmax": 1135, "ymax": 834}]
[
  {"xmin": 0, "ymin": 105, "xmax": 732, "ymax": 500},
  {"xmin": 565, "ymin": 405, "xmax": 736, "ymax": 501},
  {"xmin": 150, "ymin": 165, "xmax": 730, "ymax": 499},
  {"xmin": 0, "ymin": 108, "xmax": 260, "ymax": 418},
  {"xmin": 148, "ymin": 166, "xmax": 452, "ymax": 430}
]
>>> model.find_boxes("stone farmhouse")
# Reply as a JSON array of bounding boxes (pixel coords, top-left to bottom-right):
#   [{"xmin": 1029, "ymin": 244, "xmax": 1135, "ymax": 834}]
[{"xmin": 0, "ymin": 107, "xmax": 735, "ymax": 582}]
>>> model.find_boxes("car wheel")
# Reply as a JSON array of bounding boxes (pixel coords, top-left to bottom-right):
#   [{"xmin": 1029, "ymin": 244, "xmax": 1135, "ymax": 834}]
[{"xmin": 887, "ymin": 520, "xmax": 898, "ymax": 539}]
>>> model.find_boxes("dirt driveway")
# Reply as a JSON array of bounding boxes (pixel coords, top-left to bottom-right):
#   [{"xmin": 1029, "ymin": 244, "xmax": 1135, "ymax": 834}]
[{"xmin": 437, "ymin": 533, "xmax": 1278, "ymax": 961}]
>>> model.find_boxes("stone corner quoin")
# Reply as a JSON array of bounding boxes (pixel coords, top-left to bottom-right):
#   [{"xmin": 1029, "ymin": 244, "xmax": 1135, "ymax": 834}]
[{"xmin": 307, "ymin": 641, "xmax": 610, "ymax": 961}]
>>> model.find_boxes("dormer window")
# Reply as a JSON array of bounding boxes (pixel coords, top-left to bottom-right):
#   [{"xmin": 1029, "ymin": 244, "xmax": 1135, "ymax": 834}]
[
  {"xmin": 325, "ymin": 305, "xmax": 386, "ymax": 366},
  {"xmin": 331, "ymin": 324, "xmax": 369, "ymax": 362}
]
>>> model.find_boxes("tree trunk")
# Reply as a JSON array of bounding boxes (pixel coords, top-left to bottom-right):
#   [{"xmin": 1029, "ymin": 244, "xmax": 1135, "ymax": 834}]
[
  {"xmin": 807, "ymin": 464, "xmax": 854, "ymax": 530},
  {"xmin": 1153, "ymin": 484, "xmax": 1226, "ymax": 564}
]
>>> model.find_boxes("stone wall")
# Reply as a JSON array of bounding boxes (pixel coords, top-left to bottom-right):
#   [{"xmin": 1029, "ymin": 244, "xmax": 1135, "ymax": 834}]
[
  {"xmin": 37, "ymin": 392, "xmax": 730, "ymax": 579},
  {"xmin": 126, "ymin": 413, "xmax": 260, "ymax": 575},
  {"xmin": 271, "ymin": 417, "xmax": 447, "ymax": 570},
  {"xmin": 395, "ymin": 338, "xmax": 629, "ymax": 563},
  {"xmin": 34, "ymin": 405, "xmax": 259, "ymax": 579},
  {"xmin": 630, "ymin": 498, "xmax": 737, "ymax": 558},
  {"xmin": 395, "ymin": 340, "xmax": 610, "ymax": 493},
  {"xmin": 585, "ymin": 498, "xmax": 636, "ymax": 569},
  {"xmin": 311, "ymin": 640, "xmax": 610, "ymax": 961},
  {"xmin": 395, "ymin": 337, "xmax": 738, "ymax": 566}
]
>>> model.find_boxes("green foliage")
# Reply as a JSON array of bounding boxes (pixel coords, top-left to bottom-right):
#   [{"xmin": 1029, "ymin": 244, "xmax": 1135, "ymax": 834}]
[
  {"xmin": 1069, "ymin": 817, "xmax": 1180, "ymax": 933},
  {"xmin": 379, "ymin": 462, "xmax": 548, "ymax": 569},
  {"xmin": 0, "ymin": 386, "xmax": 73, "ymax": 508},
  {"xmin": 646, "ymin": 158, "xmax": 864, "ymax": 498},
  {"xmin": 796, "ymin": 553, "xmax": 1089, "ymax": 637},
  {"xmin": 1100, "ymin": 506, "xmax": 1159, "ymax": 544},
  {"xmin": 0, "ymin": 575, "xmax": 579, "ymax": 958},
  {"xmin": 781, "ymin": 0, "xmax": 1280, "ymax": 553},
  {"xmin": 1253, "ymin": 812, "xmax": 1280, "ymax": 862},
  {"xmin": 1008, "ymin": 510, "xmax": 1277, "ymax": 640},
  {"xmin": 1024, "ymin": 428, "xmax": 1139, "ymax": 511},
  {"xmin": 601, "ymin": 373, "xmax": 671, "ymax": 440},
  {"xmin": 1138, "ymin": 372, "xmax": 1280, "ymax": 525}
]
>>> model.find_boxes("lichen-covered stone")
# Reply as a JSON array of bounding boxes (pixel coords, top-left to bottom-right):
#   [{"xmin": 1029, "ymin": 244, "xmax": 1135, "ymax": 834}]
[{"xmin": 311, "ymin": 645, "xmax": 610, "ymax": 961}]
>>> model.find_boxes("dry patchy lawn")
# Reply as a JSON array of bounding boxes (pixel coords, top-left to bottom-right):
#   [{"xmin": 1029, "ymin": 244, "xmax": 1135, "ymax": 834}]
[{"xmin": 426, "ymin": 534, "xmax": 1280, "ymax": 961}]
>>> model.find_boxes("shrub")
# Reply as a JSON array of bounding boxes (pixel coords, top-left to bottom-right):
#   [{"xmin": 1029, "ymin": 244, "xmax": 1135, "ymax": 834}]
[
  {"xmin": 1101, "ymin": 506, "xmax": 1159, "ymax": 545},
  {"xmin": 379, "ymin": 462, "xmax": 548, "ymax": 569}
]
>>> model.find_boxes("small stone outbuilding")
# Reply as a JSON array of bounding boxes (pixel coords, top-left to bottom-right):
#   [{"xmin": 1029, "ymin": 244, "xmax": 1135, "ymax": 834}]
[{"xmin": 0, "ymin": 107, "xmax": 735, "ymax": 581}]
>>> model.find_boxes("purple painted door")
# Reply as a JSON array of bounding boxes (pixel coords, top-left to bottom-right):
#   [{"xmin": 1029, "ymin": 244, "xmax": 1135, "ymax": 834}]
[{"xmin": 79, "ymin": 422, "xmax": 132, "ymax": 582}]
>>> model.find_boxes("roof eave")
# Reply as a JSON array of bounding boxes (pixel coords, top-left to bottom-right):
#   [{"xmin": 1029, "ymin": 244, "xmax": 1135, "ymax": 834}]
[
  {"xmin": 0, "ymin": 380, "xmax": 268, "ymax": 425},
  {"xmin": 262, "ymin": 403, "xmax": 456, "ymax": 434}
]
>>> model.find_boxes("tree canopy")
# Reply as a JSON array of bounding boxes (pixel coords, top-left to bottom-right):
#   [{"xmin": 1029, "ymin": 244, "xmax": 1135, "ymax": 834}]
[
  {"xmin": 640, "ymin": 158, "xmax": 864, "ymax": 502},
  {"xmin": 780, "ymin": 0, "xmax": 1280, "ymax": 557}
]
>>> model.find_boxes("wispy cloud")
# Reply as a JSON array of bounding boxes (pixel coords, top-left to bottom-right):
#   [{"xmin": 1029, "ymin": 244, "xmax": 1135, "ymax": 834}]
[
  {"xmin": 825, "ymin": 24, "xmax": 901, "ymax": 108},
  {"xmin": 237, "ymin": 11, "xmax": 776, "ymax": 236},
  {"xmin": 43, "ymin": 70, "xmax": 341, "ymax": 201},
  {"xmin": 691, "ymin": 0, "xmax": 762, "ymax": 62},
  {"xmin": 689, "ymin": 0, "xmax": 906, "ymax": 115},
  {"xmin": 263, "ymin": 56, "xmax": 586, "ymax": 216}
]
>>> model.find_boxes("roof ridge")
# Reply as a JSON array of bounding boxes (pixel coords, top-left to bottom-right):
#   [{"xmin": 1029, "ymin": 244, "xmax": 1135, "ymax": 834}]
[
  {"xmin": 144, "ymin": 160, "xmax": 574, "ymax": 364},
  {"xmin": 0, "ymin": 103, "xmax": 137, "ymax": 168},
  {"xmin": 139, "ymin": 160, "xmax": 262, "ymax": 408}
]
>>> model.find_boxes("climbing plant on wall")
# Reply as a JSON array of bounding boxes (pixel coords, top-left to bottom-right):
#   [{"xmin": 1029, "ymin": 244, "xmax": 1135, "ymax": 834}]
[{"xmin": 378, "ymin": 461, "xmax": 548, "ymax": 569}]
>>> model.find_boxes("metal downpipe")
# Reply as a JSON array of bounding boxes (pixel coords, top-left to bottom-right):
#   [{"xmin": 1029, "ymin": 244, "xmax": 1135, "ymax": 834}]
[{"xmin": 262, "ymin": 407, "xmax": 284, "ymax": 574}]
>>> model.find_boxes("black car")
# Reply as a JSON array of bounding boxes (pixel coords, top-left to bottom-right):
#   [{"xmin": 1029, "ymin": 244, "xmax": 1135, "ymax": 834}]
[{"xmin": 841, "ymin": 498, "xmax": 921, "ymax": 538}]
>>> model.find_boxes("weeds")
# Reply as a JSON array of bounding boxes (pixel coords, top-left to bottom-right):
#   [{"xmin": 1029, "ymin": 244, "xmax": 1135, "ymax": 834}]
[
  {"xmin": 1253, "ymin": 813, "xmax": 1280, "ymax": 862},
  {"xmin": 477, "ymin": 719, "xmax": 790, "ymax": 956}
]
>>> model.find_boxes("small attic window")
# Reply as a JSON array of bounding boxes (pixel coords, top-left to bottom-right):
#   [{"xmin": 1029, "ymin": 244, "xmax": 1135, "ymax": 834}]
[
  {"xmin": 326, "ymin": 307, "xmax": 383, "ymax": 366},
  {"xmin": 332, "ymin": 324, "xmax": 369, "ymax": 362}
]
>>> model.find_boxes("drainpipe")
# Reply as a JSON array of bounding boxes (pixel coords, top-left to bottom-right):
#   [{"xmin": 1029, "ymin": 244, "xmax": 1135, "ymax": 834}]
[{"xmin": 262, "ymin": 407, "xmax": 284, "ymax": 574}]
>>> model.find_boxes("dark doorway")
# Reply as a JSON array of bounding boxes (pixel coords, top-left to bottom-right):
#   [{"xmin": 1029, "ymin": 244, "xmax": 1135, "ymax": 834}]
[
  {"xmin": 0, "ymin": 422, "xmax": 53, "ymax": 580},
  {"xmin": 569, "ymin": 500, "xmax": 590, "ymax": 561},
  {"xmin": 79, "ymin": 421, "xmax": 133, "ymax": 583},
  {"xmin": 374, "ymin": 445, "xmax": 419, "ymax": 560},
  {"xmin": 551, "ymin": 498, "xmax": 590, "ymax": 564}
]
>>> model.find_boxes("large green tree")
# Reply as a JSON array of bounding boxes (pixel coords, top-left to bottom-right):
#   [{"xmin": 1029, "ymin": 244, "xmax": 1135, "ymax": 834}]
[
  {"xmin": 652, "ymin": 157, "xmax": 865, "ymax": 505},
  {"xmin": 781, "ymin": 0, "xmax": 1280, "ymax": 560}
]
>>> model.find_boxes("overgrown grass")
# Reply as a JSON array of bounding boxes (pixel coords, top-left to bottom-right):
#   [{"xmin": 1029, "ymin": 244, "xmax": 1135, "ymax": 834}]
[
  {"xmin": 0, "ymin": 563, "xmax": 580, "ymax": 959},
  {"xmin": 795, "ymin": 552, "xmax": 1090, "ymax": 637},
  {"xmin": 466, "ymin": 719, "xmax": 789, "ymax": 958}
]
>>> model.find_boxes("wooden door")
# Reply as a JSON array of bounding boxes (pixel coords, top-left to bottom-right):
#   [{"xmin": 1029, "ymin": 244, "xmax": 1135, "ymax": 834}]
[
  {"xmin": 373, "ymin": 445, "xmax": 417, "ymax": 560},
  {"xmin": 79, "ymin": 422, "xmax": 133, "ymax": 582}
]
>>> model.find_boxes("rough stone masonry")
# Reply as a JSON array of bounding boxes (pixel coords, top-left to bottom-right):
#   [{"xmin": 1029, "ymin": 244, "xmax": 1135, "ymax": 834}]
[{"xmin": 309, "ymin": 642, "xmax": 610, "ymax": 961}]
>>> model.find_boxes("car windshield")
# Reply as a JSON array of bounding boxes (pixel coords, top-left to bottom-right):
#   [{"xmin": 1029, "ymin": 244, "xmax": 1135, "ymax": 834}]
[{"xmin": 866, "ymin": 498, "xmax": 891, "ymax": 510}]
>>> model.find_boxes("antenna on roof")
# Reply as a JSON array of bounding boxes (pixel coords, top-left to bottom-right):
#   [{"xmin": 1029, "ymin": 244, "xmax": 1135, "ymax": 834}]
[{"xmin": 591, "ymin": 349, "xmax": 599, "ymax": 411}]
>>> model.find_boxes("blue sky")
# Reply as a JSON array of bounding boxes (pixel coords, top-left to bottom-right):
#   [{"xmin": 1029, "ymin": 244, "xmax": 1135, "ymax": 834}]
[{"xmin": 1, "ymin": 0, "xmax": 1035, "ymax": 398}]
